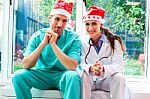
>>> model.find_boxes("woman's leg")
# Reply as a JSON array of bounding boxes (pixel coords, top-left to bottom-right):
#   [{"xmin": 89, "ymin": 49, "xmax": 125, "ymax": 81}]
[
  {"xmin": 110, "ymin": 73, "xmax": 130, "ymax": 99},
  {"xmin": 81, "ymin": 71, "xmax": 93, "ymax": 99}
]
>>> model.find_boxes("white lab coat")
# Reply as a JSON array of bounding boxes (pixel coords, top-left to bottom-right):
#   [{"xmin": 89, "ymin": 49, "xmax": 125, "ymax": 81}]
[{"xmin": 79, "ymin": 34, "xmax": 130, "ymax": 99}]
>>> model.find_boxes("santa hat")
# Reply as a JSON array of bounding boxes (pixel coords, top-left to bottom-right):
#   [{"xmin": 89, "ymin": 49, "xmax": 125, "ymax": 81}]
[
  {"xmin": 83, "ymin": 6, "xmax": 105, "ymax": 23},
  {"xmin": 50, "ymin": 1, "xmax": 73, "ymax": 18}
]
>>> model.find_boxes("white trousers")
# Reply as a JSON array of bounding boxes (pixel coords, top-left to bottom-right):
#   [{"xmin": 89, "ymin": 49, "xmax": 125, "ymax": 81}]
[{"xmin": 81, "ymin": 71, "xmax": 131, "ymax": 99}]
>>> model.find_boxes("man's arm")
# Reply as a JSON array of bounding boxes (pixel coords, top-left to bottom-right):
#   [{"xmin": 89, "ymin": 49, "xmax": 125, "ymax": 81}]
[
  {"xmin": 22, "ymin": 33, "xmax": 51, "ymax": 69},
  {"xmin": 51, "ymin": 43, "xmax": 78, "ymax": 70},
  {"xmin": 49, "ymin": 32, "xmax": 78, "ymax": 71},
  {"xmin": 22, "ymin": 43, "xmax": 45, "ymax": 69}
]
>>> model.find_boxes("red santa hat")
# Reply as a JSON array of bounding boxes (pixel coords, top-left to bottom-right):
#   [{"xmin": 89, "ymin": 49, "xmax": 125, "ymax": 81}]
[
  {"xmin": 50, "ymin": 1, "xmax": 73, "ymax": 18},
  {"xmin": 83, "ymin": 6, "xmax": 105, "ymax": 23}
]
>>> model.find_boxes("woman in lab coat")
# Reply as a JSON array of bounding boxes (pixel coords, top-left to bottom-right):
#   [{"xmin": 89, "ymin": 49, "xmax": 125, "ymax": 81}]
[{"xmin": 80, "ymin": 6, "xmax": 130, "ymax": 99}]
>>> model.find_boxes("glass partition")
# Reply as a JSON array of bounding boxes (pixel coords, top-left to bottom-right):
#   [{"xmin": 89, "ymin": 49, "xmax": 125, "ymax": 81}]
[{"xmin": 0, "ymin": 0, "xmax": 3, "ymax": 72}]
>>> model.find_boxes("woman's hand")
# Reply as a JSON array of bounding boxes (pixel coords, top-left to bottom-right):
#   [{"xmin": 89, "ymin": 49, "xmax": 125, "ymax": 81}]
[{"xmin": 90, "ymin": 60, "xmax": 104, "ymax": 76}]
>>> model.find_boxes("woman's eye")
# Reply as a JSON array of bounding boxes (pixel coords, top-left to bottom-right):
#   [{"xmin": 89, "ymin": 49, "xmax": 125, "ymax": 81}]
[{"xmin": 92, "ymin": 22, "xmax": 97, "ymax": 26}]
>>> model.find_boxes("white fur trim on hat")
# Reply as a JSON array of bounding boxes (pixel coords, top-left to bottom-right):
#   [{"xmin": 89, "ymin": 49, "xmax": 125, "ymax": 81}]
[
  {"xmin": 83, "ymin": 15, "xmax": 105, "ymax": 23},
  {"xmin": 50, "ymin": 9, "xmax": 71, "ymax": 18}
]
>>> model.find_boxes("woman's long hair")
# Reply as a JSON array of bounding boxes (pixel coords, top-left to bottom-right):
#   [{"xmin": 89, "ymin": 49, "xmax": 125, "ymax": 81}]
[{"xmin": 101, "ymin": 27, "xmax": 126, "ymax": 52}]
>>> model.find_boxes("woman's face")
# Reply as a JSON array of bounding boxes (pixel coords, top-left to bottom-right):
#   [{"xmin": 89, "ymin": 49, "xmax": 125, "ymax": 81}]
[{"xmin": 84, "ymin": 20, "xmax": 102, "ymax": 38}]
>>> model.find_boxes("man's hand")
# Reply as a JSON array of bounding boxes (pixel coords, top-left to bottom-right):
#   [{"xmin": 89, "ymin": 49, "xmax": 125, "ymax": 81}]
[
  {"xmin": 45, "ymin": 30, "xmax": 58, "ymax": 45},
  {"xmin": 41, "ymin": 32, "xmax": 52, "ymax": 46},
  {"xmin": 49, "ymin": 31, "xmax": 58, "ymax": 45}
]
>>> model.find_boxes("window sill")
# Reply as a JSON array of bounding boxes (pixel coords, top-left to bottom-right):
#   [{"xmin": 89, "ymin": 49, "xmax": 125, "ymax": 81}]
[
  {"xmin": 124, "ymin": 77, "xmax": 150, "ymax": 99},
  {"xmin": 1, "ymin": 77, "xmax": 150, "ymax": 99},
  {"xmin": 0, "ymin": 80, "xmax": 150, "ymax": 99}
]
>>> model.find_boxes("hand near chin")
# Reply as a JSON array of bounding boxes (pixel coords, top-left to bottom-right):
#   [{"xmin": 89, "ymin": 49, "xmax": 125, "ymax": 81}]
[
  {"xmin": 46, "ymin": 30, "xmax": 58, "ymax": 45},
  {"xmin": 49, "ymin": 31, "xmax": 58, "ymax": 45},
  {"xmin": 42, "ymin": 32, "xmax": 52, "ymax": 46}
]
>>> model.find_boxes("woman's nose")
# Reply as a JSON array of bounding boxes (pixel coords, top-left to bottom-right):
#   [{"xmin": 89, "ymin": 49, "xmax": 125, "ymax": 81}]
[{"xmin": 88, "ymin": 25, "xmax": 93, "ymax": 31}]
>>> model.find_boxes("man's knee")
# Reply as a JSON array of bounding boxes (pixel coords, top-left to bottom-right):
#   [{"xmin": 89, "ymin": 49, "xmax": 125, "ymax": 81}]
[
  {"xmin": 66, "ymin": 71, "xmax": 80, "ymax": 78},
  {"xmin": 12, "ymin": 69, "xmax": 29, "ymax": 84},
  {"xmin": 63, "ymin": 71, "xmax": 81, "ymax": 83}
]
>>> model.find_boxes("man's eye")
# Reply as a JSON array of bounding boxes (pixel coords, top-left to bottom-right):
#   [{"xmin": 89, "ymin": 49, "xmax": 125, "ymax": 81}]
[
  {"xmin": 63, "ymin": 19, "xmax": 67, "ymax": 23},
  {"xmin": 85, "ymin": 23, "xmax": 90, "ymax": 26},
  {"xmin": 55, "ymin": 18, "xmax": 60, "ymax": 21}
]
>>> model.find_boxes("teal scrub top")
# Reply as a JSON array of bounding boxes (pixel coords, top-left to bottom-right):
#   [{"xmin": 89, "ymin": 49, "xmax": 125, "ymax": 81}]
[{"xmin": 24, "ymin": 27, "xmax": 81, "ymax": 71}]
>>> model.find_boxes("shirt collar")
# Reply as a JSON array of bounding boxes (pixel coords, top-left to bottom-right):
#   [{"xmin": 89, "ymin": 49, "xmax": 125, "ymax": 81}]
[{"xmin": 98, "ymin": 33, "xmax": 105, "ymax": 43}]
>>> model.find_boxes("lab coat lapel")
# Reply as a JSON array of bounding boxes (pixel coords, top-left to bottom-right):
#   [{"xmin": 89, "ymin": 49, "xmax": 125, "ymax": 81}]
[
  {"xmin": 86, "ymin": 43, "xmax": 99, "ymax": 64},
  {"xmin": 98, "ymin": 41, "xmax": 109, "ymax": 56}
]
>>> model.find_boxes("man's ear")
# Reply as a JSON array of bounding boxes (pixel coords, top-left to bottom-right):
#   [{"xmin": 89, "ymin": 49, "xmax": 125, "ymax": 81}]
[
  {"xmin": 48, "ymin": 15, "xmax": 52, "ymax": 19},
  {"xmin": 48, "ymin": 15, "xmax": 53, "ymax": 23}
]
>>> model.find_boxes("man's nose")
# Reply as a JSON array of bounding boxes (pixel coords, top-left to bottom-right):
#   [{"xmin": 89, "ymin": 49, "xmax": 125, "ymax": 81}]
[{"xmin": 57, "ymin": 21, "xmax": 63, "ymax": 27}]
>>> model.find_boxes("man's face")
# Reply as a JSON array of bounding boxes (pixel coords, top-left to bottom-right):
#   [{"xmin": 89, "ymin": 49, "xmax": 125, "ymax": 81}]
[{"xmin": 49, "ymin": 14, "xmax": 68, "ymax": 37}]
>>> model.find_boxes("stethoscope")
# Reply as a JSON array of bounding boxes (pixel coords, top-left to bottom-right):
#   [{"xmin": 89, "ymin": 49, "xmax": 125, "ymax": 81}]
[{"xmin": 84, "ymin": 38, "xmax": 108, "ymax": 64}]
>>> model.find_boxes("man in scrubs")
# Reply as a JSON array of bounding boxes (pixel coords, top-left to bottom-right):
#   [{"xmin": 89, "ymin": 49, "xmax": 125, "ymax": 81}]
[{"xmin": 12, "ymin": 1, "xmax": 81, "ymax": 99}]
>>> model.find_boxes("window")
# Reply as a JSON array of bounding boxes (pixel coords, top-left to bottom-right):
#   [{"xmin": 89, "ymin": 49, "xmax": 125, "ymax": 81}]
[
  {"xmin": 1, "ymin": 0, "xmax": 149, "ymax": 81},
  {"xmin": 1, "ymin": 0, "xmax": 77, "ymax": 78},
  {"xmin": 83, "ymin": 0, "xmax": 147, "ymax": 77}
]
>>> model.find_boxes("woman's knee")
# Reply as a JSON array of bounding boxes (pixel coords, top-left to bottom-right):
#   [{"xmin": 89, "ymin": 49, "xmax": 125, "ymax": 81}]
[{"xmin": 111, "ymin": 73, "xmax": 125, "ymax": 84}]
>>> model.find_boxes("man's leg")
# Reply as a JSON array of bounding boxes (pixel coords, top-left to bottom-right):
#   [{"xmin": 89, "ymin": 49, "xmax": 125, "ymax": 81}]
[
  {"xmin": 12, "ymin": 69, "xmax": 55, "ymax": 99},
  {"xmin": 58, "ymin": 71, "xmax": 81, "ymax": 99}
]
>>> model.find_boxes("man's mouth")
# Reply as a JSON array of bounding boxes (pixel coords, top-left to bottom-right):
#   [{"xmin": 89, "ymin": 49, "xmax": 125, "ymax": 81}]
[{"xmin": 53, "ymin": 27, "xmax": 63, "ymax": 34}]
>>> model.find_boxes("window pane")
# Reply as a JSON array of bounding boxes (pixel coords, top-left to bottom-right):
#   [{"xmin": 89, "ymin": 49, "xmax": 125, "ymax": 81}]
[
  {"xmin": 84, "ymin": 0, "xmax": 146, "ymax": 76},
  {"xmin": 13, "ymin": 0, "xmax": 76, "ymax": 72}
]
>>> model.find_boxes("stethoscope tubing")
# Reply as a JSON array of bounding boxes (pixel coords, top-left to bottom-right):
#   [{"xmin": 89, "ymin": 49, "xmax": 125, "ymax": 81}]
[
  {"xmin": 85, "ymin": 38, "xmax": 108, "ymax": 64},
  {"xmin": 85, "ymin": 38, "xmax": 94, "ymax": 64}
]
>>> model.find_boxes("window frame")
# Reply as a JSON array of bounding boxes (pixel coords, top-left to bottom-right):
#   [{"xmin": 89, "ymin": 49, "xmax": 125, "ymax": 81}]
[
  {"xmin": 0, "ymin": 0, "xmax": 3, "ymax": 73},
  {"xmin": 1, "ymin": 0, "xmax": 14, "ymax": 82},
  {"xmin": 146, "ymin": 0, "xmax": 150, "ymax": 83}
]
